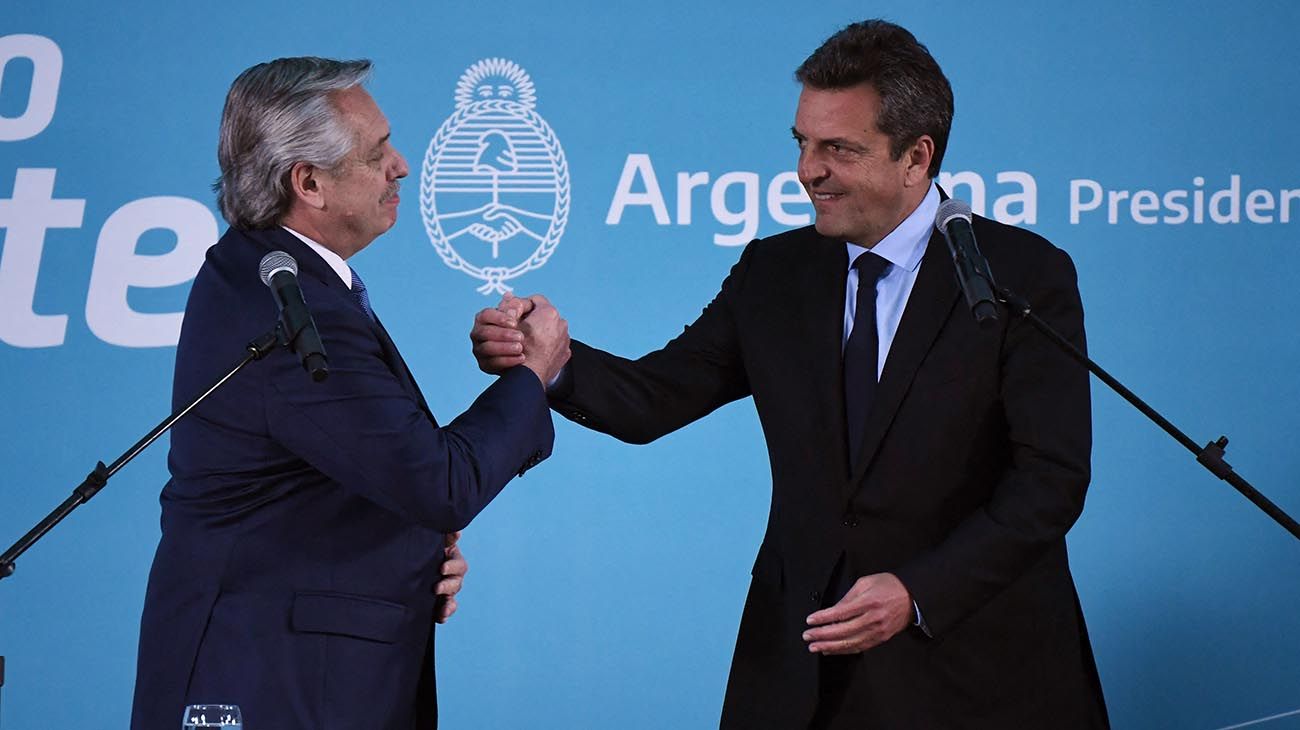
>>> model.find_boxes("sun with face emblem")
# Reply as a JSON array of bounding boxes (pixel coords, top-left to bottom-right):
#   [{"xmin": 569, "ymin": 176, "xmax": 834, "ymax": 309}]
[{"xmin": 454, "ymin": 58, "xmax": 537, "ymax": 108}]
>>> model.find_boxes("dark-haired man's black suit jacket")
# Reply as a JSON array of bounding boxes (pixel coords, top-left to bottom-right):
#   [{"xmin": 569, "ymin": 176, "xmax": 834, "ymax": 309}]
[
  {"xmin": 131, "ymin": 226, "xmax": 553, "ymax": 730},
  {"xmin": 550, "ymin": 216, "xmax": 1109, "ymax": 729}
]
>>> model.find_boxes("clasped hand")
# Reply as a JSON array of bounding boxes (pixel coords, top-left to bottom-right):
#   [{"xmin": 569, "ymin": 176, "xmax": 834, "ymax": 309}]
[{"xmin": 470, "ymin": 293, "xmax": 571, "ymax": 386}]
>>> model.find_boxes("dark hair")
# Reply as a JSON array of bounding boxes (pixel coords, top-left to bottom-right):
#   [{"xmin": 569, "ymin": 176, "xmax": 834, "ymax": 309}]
[{"xmin": 795, "ymin": 20, "xmax": 953, "ymax": 178}]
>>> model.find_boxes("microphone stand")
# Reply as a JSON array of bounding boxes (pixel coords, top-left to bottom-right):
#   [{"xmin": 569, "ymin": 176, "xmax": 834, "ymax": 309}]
[
  {"xmin": 0, "ymin": 297, "xmax": 328, "ymax": 722},
  {"xmin": 0, "ymin": 329, "xmax": 287, "ymax": 582},
  {"xmin": 997, "ymin": 285, "xmax": 1300, "ymax": 542}
]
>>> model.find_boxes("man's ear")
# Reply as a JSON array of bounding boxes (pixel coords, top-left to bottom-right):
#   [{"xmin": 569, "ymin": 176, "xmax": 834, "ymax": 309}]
[
  {"xmin": 903, "ymin": 135, "xmax": 935, "ymax": 187},
  {"xmin": 289, "ymin": 161, "xmax": 326, "ymax": 210}
]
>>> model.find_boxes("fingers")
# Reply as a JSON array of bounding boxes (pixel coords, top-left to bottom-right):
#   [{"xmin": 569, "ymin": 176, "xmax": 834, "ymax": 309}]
[
  {"xmin": 806, "ymin": 600, "xmax": 859, "ymax": 627},
  {"xmin": 472, "ymin": 308, "xmax": 526, "ymax": 373},
  {"xmin": 806, "ymin": 575, "xmax": 874, "ymax": 626},
  {"xmin": 471, "ymin": 333, "xmax": 525, "ymax": 371},
  {"xmin": 434, "ymin": 570, "xmax": 464, "ymax": 595},
  {"xmin": 440, "ymin": 553, "xmax": 468, "ymax": 580},
  {"xmin": 435, "ymin": 596, "xmax": 458, "ymax": 624},
  {"xmin": 434, "ymin": 533, "xmax": 467, "ymax": 624},
  {"xmin": 497, "ymin": 293, "xmax": 535, "ymax": 319},
  {"xmin": 802, "ymin": 573, "xmax": 913, "ymax": 655},
  {"xmin": 434, "ymin": 573, "xmax": 464, "ymax": 597},
  {"xmin": 473, "ymin": 321, "xmax": 522, "ymax": 342},
  {"xmin": 803, "ymin": 614, "xmax": 876, "ymax": 653},
  {"xmin": 435, "ymin": 551, "xmax": 468, "ymax": 598},
  {"xmin": 803, "ymin": 609, "xmax": 891, "ymax": 655},
  {"xmin": 472, "ymin": 327, "xmax": 523, "ymax": 356},
  {"xmin": 809, "ymin": 634, "xmax": 876, "ymax": 655},
  {"xmin": 476, "ymin": 306, "xmax": 520, "ymax": 330}
]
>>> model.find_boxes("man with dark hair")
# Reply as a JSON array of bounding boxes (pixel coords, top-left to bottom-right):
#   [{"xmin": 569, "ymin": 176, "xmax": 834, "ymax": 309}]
[
  {"xmin": 131, "ymin": 57, "xmax": 570, "ymax": 729},
  {"xmin": 794, "ymin": 20, "xmax": 953, "ymax": 180},
  {"xmin": 474, "ymin": 18, "xmax": 1107, "ymax": 729}
]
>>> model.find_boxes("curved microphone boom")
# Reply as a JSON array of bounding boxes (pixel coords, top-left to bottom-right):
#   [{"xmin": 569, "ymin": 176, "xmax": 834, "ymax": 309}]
[
  {"xmin": 935, "ymin": 198, "xmax": 1000, "ymax": 327},
  {"xmin": 259, "ymin": 251, "xmax": 329, "ymax": 381}
]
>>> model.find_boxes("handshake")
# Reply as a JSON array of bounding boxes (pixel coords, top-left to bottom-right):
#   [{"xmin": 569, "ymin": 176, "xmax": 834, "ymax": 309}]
[{"xmin": 471, "ymin": 293, "xmax": 572, "ymax": 387}]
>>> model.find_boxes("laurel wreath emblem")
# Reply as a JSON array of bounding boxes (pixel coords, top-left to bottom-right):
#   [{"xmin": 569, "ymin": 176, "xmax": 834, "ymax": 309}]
[{"xmin": 420, "ymin": 95, "xmax": 570, "ymax": 295}]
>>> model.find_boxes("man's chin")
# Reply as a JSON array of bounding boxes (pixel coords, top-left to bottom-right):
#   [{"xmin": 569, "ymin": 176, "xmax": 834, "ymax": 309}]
[{"xmin": 813, "ymin": 218, "xmax": 845, "ymax": 239}]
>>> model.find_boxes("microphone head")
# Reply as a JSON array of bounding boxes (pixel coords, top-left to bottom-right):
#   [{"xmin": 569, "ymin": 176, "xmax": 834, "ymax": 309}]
[
  {"xmin": 258, "ymin": 251, "xmax": 298, "ymax": 287},
  {"xmin": 935, "ymin": 198, "xmax": 973, "ymax": 231}
]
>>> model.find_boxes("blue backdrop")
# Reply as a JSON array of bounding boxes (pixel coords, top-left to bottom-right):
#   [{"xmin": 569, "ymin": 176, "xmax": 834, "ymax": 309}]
[{"xmin": 3, "ymin": 2, "xmax": 1299, "ymax": 728}]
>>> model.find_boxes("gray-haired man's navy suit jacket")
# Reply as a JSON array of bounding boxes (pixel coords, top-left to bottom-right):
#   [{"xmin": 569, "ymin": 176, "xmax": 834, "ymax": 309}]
[{"xmin": 131, "ymin": 226, "xmax": 553, "ymax": 730}]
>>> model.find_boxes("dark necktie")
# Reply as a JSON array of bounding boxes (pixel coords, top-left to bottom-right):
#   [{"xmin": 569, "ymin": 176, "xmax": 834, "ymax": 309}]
[
  {"xmin": 844, "ymin": 251, "xmax": 891, "ymax": 471},
  {"xmin": 350, "ymin": 267, "xmax": 374, "ymax": 321}
]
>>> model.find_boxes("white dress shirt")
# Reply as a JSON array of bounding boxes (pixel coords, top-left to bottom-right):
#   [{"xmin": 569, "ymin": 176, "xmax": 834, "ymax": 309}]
[
  {"xmin": 283, "ymin": 226, "xmax": 353, "ymax": 288},
  {"xmin": 842, "ymin": 183, "xmax": 940, "ymax": 374},
  {"xmin": 840, "ymin": 182, "xmax": 939, "ymax": 634}
]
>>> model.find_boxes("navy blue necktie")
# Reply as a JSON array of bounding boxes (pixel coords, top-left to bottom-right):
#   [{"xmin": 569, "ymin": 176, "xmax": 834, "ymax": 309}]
[
  {"xmin": 350, "ymin": 267, "xmax": 374, "ymax": 321},
  {"xmin": 844, "ymin": 251, "xmax": 891, "ymax": 471}
]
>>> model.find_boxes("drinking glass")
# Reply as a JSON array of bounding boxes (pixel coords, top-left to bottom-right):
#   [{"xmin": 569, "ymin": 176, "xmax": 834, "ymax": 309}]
[{"xmin": 181, "ymin": 704, "xmax": 242, "ymax": 729}]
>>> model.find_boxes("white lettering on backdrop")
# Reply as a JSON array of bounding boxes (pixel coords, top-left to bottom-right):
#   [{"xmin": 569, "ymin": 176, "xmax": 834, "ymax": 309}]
[{"xmin": 0, "ymin": 35, "xmax": 218, "ymax": 348}]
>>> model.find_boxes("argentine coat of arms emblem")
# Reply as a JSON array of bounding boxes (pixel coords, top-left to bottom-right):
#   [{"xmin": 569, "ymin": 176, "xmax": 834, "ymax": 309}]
[{"xmin": 420, "ymin": 58, "xmax": 570, "ymax": 294}]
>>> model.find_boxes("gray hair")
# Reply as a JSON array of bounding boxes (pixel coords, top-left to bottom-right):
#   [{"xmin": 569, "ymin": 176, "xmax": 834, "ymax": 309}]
[{"xmin": 214, "ymin": 57, "xmax": 373, "ymax": 229}]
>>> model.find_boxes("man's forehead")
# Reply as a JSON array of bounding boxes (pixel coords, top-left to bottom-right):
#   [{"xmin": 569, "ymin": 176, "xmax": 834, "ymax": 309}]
[
  {"xmin": 330, "ymin": 86, "xmax": 389, "ymax": 146},
  {"xmin": 794, "ymin": 84, "xmax": 881, "ymax": 134},
  {"xmin": 333, "ymin": 86, "xmax": 385, "ymax": 120}
]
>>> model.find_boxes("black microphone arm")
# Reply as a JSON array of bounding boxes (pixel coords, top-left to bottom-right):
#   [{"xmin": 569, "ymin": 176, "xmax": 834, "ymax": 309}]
[
  {"xmin": 0, "ymin": 329, "xmax": 284, "ymax": 582},
  {"xmin": 1, "ymin": 252, "xmax": 333, "ymax": 580},
  {"xmin": 937, "ymin": 197, "xmax": 1298, "ymax": 541},
  {"xmin": 936, "ymin": 198, "xmax": 1000, "ymax": 327},
  {"xmin": 259, "ymin": 251, "xmax": 329, "ymax": 382},
  {"xmin": 996, "ymin": 286, "xmax": 1300, "ymax": 543}
]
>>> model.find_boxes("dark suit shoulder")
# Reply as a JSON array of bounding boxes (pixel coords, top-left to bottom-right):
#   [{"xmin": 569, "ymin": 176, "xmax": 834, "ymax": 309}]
[
  {"xmin": 744, "ymin": 225, "xmax": 836, "ymax": 257},
  {"xmin": 970, "ymin": 215, "xmax": 1078, "ymax": 288},
  {"xmin": 731, "ymin": 226, "xmax": 843, "ymax": 281}
]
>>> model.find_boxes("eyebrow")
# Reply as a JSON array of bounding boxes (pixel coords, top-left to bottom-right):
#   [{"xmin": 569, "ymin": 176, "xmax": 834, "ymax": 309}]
[{"xmin": 370, "ymin": 131, "xmax": 391, "ymax": 153}]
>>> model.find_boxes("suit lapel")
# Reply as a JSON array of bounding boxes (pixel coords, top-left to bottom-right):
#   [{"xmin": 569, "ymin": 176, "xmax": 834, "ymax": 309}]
[
  {"xmin": 242, "ymin": 227, "xmax": 438, "ymax": 425},
  {"xmin": 848, "ymin": 229, "xmax": 959, "ymax": 486},
  {"xmin": 801, "ymin": 234, "xmax": 855, "ymax": 471},
  {"xmin": 369, "ymin": 313, "xmax": 436, "ymax": 424},
  {"xmin": 247, "ymin": 227, "xmax": 343, "ymax": 294}
]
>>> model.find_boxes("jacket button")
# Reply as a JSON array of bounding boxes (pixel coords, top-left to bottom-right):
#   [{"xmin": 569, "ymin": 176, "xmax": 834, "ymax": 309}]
[
  {"xmin": 810, "ymin": 591, "xmax": 821, "ymax": 603},
  {"xmin": 842, "ymin": 515, "xmax": 859, "ymax": 528}
]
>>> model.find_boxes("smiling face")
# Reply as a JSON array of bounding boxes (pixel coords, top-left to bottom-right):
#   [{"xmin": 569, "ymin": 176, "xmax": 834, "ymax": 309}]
[
  {"xmin": 793, "ymin": 83, "xmax": 932, "ymax": 248},
  {"xmin": 315, "ymin": 86, "xmax": 410, "ymax": 257}
]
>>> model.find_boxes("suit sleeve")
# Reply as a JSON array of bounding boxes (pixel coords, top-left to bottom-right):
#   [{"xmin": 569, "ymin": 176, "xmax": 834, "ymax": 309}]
[
  {"xmin": 259, "ymin": 292, "xmax": 554, "ymax": 533},
  {"xmin": 894, "ymin": 244, "xmax": 1092, "ymax": 636},
  {"xmin": 548, "ymin": 243, "xmax": 758, "ymax": 444}
]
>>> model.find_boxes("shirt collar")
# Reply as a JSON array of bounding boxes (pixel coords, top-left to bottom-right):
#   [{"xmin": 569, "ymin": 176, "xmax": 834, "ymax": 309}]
[
  {"xmin": 845, "ymin": 182, "xmax": 939, "ymax": 273},
  {"xmin": 282, "ymin": 226, "xmax": 353, "ymax": 288}
]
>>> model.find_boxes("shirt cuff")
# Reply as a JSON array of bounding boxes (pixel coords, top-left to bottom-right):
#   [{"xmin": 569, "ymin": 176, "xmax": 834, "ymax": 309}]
[{"xmin": 912, "ymin": 599, "xmax": 933, "ymax": 639}]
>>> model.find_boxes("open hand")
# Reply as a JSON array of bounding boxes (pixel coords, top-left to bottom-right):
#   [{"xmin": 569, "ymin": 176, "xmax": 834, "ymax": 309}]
[{"xmin": 802, "ymin": 572, "xmax": 912, "ymax": 654}]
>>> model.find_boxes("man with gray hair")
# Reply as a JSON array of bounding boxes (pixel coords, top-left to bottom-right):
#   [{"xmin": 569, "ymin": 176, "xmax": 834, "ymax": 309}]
[{"xmin": 131, "ymin": 57, "xmax": 570, "ymax": 729}]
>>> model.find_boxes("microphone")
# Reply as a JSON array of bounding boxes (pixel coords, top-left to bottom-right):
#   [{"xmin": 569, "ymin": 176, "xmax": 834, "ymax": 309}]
[
  {"xmin": 935, "ymin": 198, "xmax": 999, "ymax": 327},
  {"xmin": 258, "ymin": 251, "xmax": 329, "ymax": 381}
]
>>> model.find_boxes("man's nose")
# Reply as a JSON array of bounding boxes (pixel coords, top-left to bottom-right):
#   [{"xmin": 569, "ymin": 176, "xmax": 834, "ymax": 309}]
[
  {"xmin": 797, "ymin": 148, "xmax": 826, "ymax": 186},
  {"xmin": 392, "ymin": 150, "xmax": 410, "ymax": 179}
]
